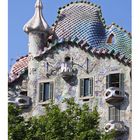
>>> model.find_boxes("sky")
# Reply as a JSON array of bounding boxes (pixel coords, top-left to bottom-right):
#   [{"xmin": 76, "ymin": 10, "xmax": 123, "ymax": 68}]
[{"xmin": 8, "ymin": 0, "xmax": 131, "ymax": 71}]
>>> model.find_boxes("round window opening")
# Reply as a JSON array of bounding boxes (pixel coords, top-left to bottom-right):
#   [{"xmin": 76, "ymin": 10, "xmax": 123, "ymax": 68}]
[
  {"xmin": 18, "ymin": 99, "xmax": 27, "ymax": 104},
  {"xmin": 106, "ymin": 91, "xmax": 111, "ymax": 96},
  {"xmin": 115, "ymin": 90, "xmax": 120, "ymax": 95},
  {"xmin": 65, "ymin": 56, "xmax": 71, "ymax": 62}
]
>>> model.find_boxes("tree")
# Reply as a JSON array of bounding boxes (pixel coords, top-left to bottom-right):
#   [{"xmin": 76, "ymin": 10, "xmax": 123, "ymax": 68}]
[
  {"xmin": 8, "ymin": 98, "xmax": 115, "ymax": 140},
  {"xmin": 8, "ymin": 104, "xmax": 26, "ymax": 140}
]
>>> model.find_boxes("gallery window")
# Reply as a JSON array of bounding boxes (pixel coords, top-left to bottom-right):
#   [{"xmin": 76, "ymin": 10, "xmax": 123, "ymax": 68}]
[
  {"xmin": 80, "ymin": 78, "xmax": 93, "ymax": 97},
  {"xmin": 106, "ymin": 73, "xmax": 124, "ymax": 89},
  {"xmin": 39, "ymin": 82, "xmax": 53, "ymax": 102},
  {"xmin": 109, "ymin": 106, "xmax": 120, "ymax": 121}
]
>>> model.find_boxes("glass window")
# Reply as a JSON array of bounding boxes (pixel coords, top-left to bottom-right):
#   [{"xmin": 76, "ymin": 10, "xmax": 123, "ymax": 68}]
[
  {"xmin": 106, "ymin": 73, "xmax": 124, "ymax": 89},
  {"xmin": 80, "ymin": 78, "xmax": 93, "ymax": 97},
  {"xmin": 39, "ymin": 82, "xmax": 53, "ymax": 102},
  {"xmin": 44, "ymin": 83, "xmax": 50, "ymax": 101}
]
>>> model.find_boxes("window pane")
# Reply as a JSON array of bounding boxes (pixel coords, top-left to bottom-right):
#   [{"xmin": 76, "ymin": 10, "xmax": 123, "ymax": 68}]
[
  {"xmin": 84, "ymin": 78, "xmax": 90, "ymax": 96},
  {"xmin": 44, "ymin": 83, "xmax": 50, "ymax": 101},
  {"xmin": 109, "ymin": 74, "xmax": 119, "ymax": 87}
]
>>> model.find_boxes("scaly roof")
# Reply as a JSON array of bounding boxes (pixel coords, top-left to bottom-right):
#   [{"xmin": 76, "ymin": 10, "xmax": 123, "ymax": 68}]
[
  {"xmin": 9, "ymin": 1, "xmax": 131, "ymax": 83},
  {"xmin": 9, "ymin": 55, "xmax": 28, "ymax": 82},
  {"xmin": 53, "ymin": 1, "xmax": 106, "ymax": 47}
]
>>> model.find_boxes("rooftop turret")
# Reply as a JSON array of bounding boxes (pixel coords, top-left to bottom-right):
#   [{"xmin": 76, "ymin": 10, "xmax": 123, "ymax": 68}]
[{"xmin": 23, "ymin": 0, "xmax": 51, "ymax": 34}]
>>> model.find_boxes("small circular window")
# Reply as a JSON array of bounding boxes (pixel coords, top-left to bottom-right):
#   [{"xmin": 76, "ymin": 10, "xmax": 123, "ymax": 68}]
[
  {"xmin": 64, "ymin": 56, "xmax": 71, "ymax": 62},
  {"xmin": 106, "ymin": 91, "xmax": 111, "ymax": 96},
  {"xmin": 115, "ymin": 90, "xmax": 120, "ymax": 95}
]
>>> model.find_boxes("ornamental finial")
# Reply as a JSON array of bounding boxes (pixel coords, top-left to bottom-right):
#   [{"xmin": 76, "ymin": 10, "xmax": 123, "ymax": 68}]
[{"xmin": 23, "ymin": 0, "xmax": 51, "ymax": 34}]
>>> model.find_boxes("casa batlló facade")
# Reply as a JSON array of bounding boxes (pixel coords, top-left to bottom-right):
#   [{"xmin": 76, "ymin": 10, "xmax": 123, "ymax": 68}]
[{"xmin": 8, "ymin": 0, "xmax": 131, "ymax": 139}]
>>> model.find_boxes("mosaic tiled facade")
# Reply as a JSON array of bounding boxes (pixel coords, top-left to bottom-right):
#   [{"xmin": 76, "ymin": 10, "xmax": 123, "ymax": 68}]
[{"xmin": 8, "ymin": 0, "xmax": 131, "ymax": 140}]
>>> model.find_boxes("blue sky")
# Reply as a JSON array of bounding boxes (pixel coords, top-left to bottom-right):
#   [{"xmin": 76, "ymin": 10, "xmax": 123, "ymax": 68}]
[{"xmin": 8, "ymin": 0, "xmax": 131, "ymax": 71}]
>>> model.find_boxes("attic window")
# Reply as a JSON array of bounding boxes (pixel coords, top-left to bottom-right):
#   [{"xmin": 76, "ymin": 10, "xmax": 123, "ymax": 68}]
[{"xmin": 107, "ymin": 34, "xmax": 115, "ymax": 44}]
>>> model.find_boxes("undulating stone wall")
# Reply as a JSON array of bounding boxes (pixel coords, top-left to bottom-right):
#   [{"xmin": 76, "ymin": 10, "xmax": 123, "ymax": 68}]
[{"xmin": 27, "ymin": 43, "xmax": 131, "ymax": 139}]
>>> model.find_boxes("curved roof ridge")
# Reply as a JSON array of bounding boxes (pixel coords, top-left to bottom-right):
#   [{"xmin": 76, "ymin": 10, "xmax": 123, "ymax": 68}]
[
  {"xmin": 52, "ymin": 1, "xmax": 106, "ymax": 30},
  {"xmin": 36, "ymin": 37, "xmax": 131, "ymax": 63},
  {"xmin": 51, "ymin": 1, "xmax": 107, "ymax": 47},
  {"xmin": 8, "ymin": 36, "xmax": 131, "ymax": 83}
]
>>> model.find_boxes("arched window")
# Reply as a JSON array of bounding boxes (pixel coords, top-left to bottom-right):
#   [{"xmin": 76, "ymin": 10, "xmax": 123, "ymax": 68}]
[{"xmin": 107, "ymin": 33, "xmax": 115, "ymax": 44}]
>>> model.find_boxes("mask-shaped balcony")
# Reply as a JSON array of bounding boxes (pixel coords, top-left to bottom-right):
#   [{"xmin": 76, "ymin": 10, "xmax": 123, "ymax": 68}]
[
  {"xmin": 60, "ymin": 62, "xmax": 73, "ymax": 77},
  {"xmin": 60, "ymin": 56, "xmax": 74, "ymax": 78},
  {"xmin": 8, "ymin": 92, "xmax": 31, "ymax": 109},
  {"xmin": 105, "ymin": 87, "xmax": 124, "ymax": 104},
  {"xmin": 104, "ymin": 120, "xmax": 128, "ymax": 134}
]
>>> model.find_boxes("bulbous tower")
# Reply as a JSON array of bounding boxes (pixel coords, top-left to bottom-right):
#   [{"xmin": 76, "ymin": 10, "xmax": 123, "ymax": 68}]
[{"xmin": 23, "ymin": 0, "xmax": 51, "ymax": 107}]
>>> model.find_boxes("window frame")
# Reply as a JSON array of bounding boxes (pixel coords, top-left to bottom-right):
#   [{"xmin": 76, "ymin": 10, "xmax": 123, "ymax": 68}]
[
  {"xmin": 38, "ymin": 79, "xmax": 54, "ymax": 104},
  {"xmin": 79, "ymin": 76, "xmax": 94, "ymax": 99},
  {"xmin": 106, "ymin": 73, "xmax": 124, "ymax": 91}
]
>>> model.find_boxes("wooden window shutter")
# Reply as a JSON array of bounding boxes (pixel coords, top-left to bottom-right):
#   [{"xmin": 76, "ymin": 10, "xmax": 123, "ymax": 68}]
[
  {"xmin": 80, "ymin": 79, "xmax": 84, "ymax": 97},
  {"xmin": 115, "ymin": 107, "xmax": 120, "ymax": 121},
  {"xmin": 89, "ymin": 78, "xmax": 93, "ymax": 96},
  {"xmin": 119, "ymin": 73, "xmax": 124, "ymax": 91},
  {"xmin": 106, "ymin": 75, "xmax": 109, "ymax": 89},
  {"xmin": 39, "ymin": 83, "xmax": 44, "ymax": 101},
  {"xmin": 109, "ymin": 106, "xmax": 120, "ymax": 121},
  {"xmin": 109, "ymin": 106, "xmax": 115, "ymax": 121},
  {"xmin": 50, "ymin": 82, "xmax": 53, "ymax": 100}
]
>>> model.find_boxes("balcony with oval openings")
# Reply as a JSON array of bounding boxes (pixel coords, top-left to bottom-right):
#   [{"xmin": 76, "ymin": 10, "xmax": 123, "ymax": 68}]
[
  {"xmin": 104, "ymin": 120, "xmax": 128, "ymax": 134},
  {"xmin": 16, "ymin": 95, "xmax": 31, "ymax": 109},
  {"xmin": 105, "ymin": 73, "xmax": 125, "ymax": 104},
  {"xmin": 105, "ymin": 87, "xmax": 124, "ymax": 104},
  {"xmin": 8, "ymin": 92, "xmax": 31, "ymax": 109}
]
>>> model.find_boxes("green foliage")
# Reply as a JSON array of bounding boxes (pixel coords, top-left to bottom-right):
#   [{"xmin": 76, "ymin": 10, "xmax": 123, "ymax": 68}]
[
  {"xmin": 8, "ymin": 104, "xmax": 26, "ymax": 140},
  {"xmin": 8, "ymin": 98, "xmax": 115, "ymax": 140}
]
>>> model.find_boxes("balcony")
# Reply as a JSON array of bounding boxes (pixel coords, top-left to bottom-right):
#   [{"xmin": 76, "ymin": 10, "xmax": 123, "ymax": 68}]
[
  {"xmin": 104, "ymin": 120, "xmax": 127, "ymax": 133},
  {"xmin": 8, "ymin": 92, "xmax": 31, "ymax": 109},
  {"xmin": 105, "ymin": 87, "xmax": 124, "ymax": 104},
  {"xmin": 60, "ymin": 62, "xmax": 73, "ymax": 78}
]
